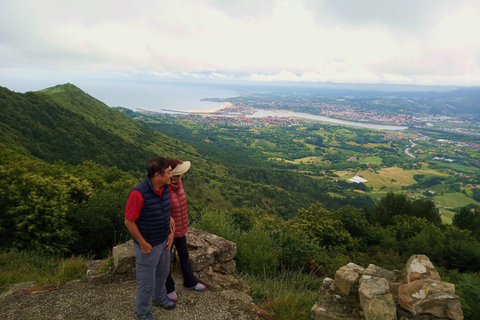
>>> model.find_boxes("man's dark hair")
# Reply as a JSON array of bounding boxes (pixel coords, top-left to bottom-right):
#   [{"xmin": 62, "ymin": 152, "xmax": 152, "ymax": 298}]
[{"xmin": 147, "ymin": 157, "xmax": 171, "ymax": 177}]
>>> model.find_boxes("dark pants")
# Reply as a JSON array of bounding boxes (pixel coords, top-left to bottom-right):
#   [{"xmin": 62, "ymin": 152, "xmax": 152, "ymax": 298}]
[{"xmin": 165, "ymin": 235, "xmax": 198, "ymax": 293}]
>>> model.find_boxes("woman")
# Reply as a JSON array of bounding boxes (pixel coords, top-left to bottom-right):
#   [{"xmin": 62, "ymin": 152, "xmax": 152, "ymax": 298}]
[{"xmin": 165, "ymin": 159, "xmax": 206, "ymax": 302}]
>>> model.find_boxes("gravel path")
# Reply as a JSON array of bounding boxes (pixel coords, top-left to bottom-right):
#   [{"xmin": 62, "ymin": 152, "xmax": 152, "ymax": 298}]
[{"xmin": 0, "ymin": 270, "xmax": 265, "ymax": 320}]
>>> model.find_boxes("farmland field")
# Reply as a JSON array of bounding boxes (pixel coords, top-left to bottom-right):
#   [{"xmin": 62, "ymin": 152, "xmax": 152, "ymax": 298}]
[{"xmin": 434, "ymin": 192, "xmax": 480, "ymax": 208}]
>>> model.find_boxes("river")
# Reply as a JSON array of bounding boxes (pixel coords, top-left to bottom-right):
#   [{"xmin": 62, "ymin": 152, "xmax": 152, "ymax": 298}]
[{"xmin": 244, "ymin": 110, "xmax": 409, "ymax": 131}]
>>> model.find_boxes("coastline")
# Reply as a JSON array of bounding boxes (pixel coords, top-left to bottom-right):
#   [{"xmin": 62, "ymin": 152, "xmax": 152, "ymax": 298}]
[{"xmin": 187, "ymin": 102, "xmax": 233, "ymax": 114}]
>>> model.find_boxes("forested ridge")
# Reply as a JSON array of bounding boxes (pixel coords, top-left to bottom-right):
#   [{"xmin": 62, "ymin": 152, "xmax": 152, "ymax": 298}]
[{"xmin": 1, "ymin": 84, "xmax": 480, "ymax": 319}]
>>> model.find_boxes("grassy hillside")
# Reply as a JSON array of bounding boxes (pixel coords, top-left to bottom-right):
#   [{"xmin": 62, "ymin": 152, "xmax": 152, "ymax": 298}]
[{"xmin": 0, "ymin": 84, "xmax": 202, "ymax": 172}]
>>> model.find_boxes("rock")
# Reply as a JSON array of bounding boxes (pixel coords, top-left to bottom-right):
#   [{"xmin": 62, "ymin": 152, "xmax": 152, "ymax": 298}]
[
  {"xmin": 334, "ymin": 262, "xmax": 365, "ymax": 296},
  {"xmin": 363, "ymin": 264, "xmax": 397, "ymax": 282},
  {"xmin": 112, "ymin": 228, "xmax": 249, "ymax": 295},
  {"xmin": 0, "ymin": 282, "xmax": 36, "ymax": 299},
  {"xmin": 213, "ymin": 259, "xmax": 236, "ymax": 275},
  {"xmin": 197, "ymin": 266, "xmax": 251, "ymax": 294},
  {"xmin": 313, "ymin": 255, "xmax": 464, "ymax": 320},
  {"xmin": 359, "ymin": 275, "xmax": 390, "ymax": 299},
  {"xmin": 311, "ymin": 276, "xmax": 363, "ymax": 320},
  {"xmin": 359, "ymin": 275, "xmax": 397, "ymax": 320},
  {"xmin": 85, "ymin": 260, "xmax": 107, "ymax": 283},
  {"xmin": 186, "ymin": 227, "xmax": 237, "ymax": 272},
  {"xmin": 405, "ymin": 255, "xmax": 441, "ymax": 283},
  {"xmin": 112, "ymin": 240, "xmax": 135, "ymax": 274},
  {"xmin": 398, "ymin": 279, "xmax": 463, "ymax": 319}
]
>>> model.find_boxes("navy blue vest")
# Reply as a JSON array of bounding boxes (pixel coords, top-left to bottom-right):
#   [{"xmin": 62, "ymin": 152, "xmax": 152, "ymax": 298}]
[{"xmin": 131, "ymin": 176, "xmax": 171, "ymax": 247}]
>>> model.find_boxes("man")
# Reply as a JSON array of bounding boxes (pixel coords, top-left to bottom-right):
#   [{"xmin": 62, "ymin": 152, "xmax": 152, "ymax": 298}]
[{"xmin": 124, "ymin": 157, "xmax": 176, "ymax": 320}]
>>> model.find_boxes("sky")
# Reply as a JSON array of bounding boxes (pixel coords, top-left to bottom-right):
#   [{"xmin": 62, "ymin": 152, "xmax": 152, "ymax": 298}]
[{"xmin": 1, "ymin": 0, "xmax": 480, "ymax": 92}]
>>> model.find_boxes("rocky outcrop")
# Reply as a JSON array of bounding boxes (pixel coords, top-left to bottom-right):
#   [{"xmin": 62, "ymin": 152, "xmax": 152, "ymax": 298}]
[
  {"xmin": 112, "ymin": 227, "xmax": 250, "ymax": 294},
  {"xmin": 359, "ymin": 275, "xmax": 397, "ymax": 320},
  {"xmin": 112, "ymin": 240, "xmax": 136, "ymax": 274},
  {"xmin": 311, "ymin": 276, "xmax": 363, "ymax": 320},
  {"xmin": 312, "ymin": 254, "xmax": 463, "ymax": 320},
  {"xmin": 398, "ymin": 255, "xmax": 463, "ymax": 320},
  {"xmin": 335, "ymin": 263, "xmax": 365, "ymax": 296}
]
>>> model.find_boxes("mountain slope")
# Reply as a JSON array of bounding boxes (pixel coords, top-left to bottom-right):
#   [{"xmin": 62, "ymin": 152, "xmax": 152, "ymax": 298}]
[{"xmin": 0, "ymin": 84, "xmax": 201, "ymax": 171}]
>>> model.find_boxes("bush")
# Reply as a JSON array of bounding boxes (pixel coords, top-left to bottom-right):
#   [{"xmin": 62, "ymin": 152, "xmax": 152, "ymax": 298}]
[
  {"xmin": 245, "ymin": 270, "xmax": 323, "ymax": 320},
  {"xmin": 53, "ymin": 256, "xmax": 87, "ymax": 283},
  {"xmin": 404, "ymin": 225, "xmax": 480, "ymax": 272}
]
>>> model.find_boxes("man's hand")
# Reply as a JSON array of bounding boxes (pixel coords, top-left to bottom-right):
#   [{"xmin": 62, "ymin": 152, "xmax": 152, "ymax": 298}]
[
  {"xmin": 166, "ymin": 232, "xmax": 174, "ymax": 250},
  {"xmin": 140, "ymin": 242, "xmax": 152, "ymax": 253},
  {"xmin": 125, "ymin": 217, "xmax": 152, "ymax": 253}
]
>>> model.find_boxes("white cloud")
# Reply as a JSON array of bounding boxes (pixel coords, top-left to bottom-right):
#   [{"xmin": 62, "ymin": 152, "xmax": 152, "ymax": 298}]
[{"xmin": 1, "ymin": 0, "xmax": 480, "ymax": 86}]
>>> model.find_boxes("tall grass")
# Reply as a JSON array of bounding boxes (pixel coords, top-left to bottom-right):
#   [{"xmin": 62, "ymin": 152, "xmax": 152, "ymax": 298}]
[
  {"xmin": 244, "ymin": 270, "xmax": 323, "ymax": 320},
  {"xmin": 0, "ymin": 250, "xmax": 86, "ymax": 292}
]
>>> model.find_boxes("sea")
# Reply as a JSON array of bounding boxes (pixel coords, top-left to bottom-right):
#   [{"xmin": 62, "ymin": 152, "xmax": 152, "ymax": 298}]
[
  {"xmin": 3, "ymin": 78, "xmax": 408, "ymax": 130},
  {"xmin": 79, "ymin": 80, "xmax": 240, "ymax": 112}
]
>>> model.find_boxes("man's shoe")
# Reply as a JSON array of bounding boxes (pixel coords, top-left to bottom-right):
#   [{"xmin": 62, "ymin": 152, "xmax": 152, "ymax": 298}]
[
  {"xmin": 167, "ymin": 291, "xmax": 178, "ymax": 302},
  {"xmin": 184, "ymin": 283, "xmax": 206, "ymax": 292},
  {"xmin": 152, "ymin": 299, "xmax": 176, "ymax": 310},
  {"xmin": 135, "ymin": 312, "xmax": 156, "ymax": 320}
]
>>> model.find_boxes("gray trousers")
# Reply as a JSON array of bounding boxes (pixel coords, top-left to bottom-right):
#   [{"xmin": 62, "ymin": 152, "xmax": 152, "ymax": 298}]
[{"xmin": 134, "ymin": 240, "xmax": 171, "ymax": 317}]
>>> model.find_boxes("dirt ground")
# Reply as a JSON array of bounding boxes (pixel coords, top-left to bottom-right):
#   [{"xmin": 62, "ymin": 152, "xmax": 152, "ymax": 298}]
[{"xmin": 0, "ymin": 269, "xmax": 265, "ymax": 320}]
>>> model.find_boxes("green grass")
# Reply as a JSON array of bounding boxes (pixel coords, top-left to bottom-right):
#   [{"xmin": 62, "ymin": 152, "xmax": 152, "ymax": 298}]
[
  {"xmin": 436, "ymin": 162, "xmax": 480, "ymax": 174},
  {"xmin": 0, "ymin": 250, "xmax": 87, "ymax": 292},
  {"xmin": 367, "ymin": 191, "xmax": 391, "ymax": 200},
  {"xmin": 245, "ymin": 270, "xmax": 323, "ymax": 320},
  {"xmin": 440, "ymin": 209, "xmax": 455, "ymax": 224},
  {"xmin": 0, "ymin": 250, "xmax": 59, "ymax": 291},
  {"xmin": 359, "ymin": 156, "xmax": 382, "ymax": 163},
  {"xmin": 254, "ymin": 140, "xmax": 277, "ymax": 149},
  {"xmin": 434, "ymin": 192, "xmax": 480, "ymax": 209},
  {"xmin": 54, "ymin": 256, "xmax": 87, "ymax": 283}
]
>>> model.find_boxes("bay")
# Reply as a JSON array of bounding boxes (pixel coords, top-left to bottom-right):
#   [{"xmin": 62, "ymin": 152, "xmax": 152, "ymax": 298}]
[{"xmin": 80, "ymin": 81, "xmax": 239, "ymax": 112}]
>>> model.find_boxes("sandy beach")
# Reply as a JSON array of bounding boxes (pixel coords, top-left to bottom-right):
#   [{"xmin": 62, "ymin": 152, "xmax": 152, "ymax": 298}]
[{"xmin": 187, "ymin": 102, "xmax": 233, "ymax": 114}]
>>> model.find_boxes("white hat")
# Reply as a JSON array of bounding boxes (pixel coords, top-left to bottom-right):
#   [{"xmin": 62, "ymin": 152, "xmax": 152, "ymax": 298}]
[{"xmin": 171, "ymin": 161, "xmax": 191, "ymax": 175}]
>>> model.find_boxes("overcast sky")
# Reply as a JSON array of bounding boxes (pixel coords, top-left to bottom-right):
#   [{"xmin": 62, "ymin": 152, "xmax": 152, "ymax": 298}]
[{"xmin": 1, "ymin": 0, "xmax": 480, "ymax": 91}]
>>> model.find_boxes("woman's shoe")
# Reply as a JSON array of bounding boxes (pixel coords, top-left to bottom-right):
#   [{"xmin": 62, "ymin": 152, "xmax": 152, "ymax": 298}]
[
  {"xmin": 184, "ymin": 283, "xmax": 206, "ymax": 292},
  {"xmin": 166, "ymin": 291, "xmax": 178, "ymax": 302}
]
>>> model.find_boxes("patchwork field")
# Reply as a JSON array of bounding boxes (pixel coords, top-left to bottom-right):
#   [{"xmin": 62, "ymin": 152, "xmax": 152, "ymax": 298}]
[
  {"xmin": 358, "ymin": 167, "xmax": 417, "ymax": 189},
  {"xmin": 358, "ymin": 167, "xmax": 449, "ymax": 190}
]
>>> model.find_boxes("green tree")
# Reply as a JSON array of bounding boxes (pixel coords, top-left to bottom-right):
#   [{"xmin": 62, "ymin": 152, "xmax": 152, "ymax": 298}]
[
  {"xmin": 453, "ymin": 205, "xmax": 480, "ymax": 240},
  {"xmin": 411, "ymin": 197, "xmax": 442, "ymax": 226},
  {"xmin": 333, "ymin": 205, "xmax": 372, "ymax": 247},
  {"xmin": 289, "ymin": 204, "xmax": 355, "ymax": 250},
  {"xmin": 473, "ymin": 189, "xmax": 480, "ymax": 202},
  {"xmin": 404, "ymin": 225, "xmax": 480, "ymax": 272},
  {"xmin": 0, "ymin": 161, "xmax": 92, "ymax": 254},
  {"xmin": 369, "ymin": 192, "xmax": 412, "ymax": 226}
]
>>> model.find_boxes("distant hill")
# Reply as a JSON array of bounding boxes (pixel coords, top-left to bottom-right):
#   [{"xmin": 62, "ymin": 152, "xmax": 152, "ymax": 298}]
[{"xmin": 0, "ymin": 84, "xmax": 200, "ymax": 172}]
